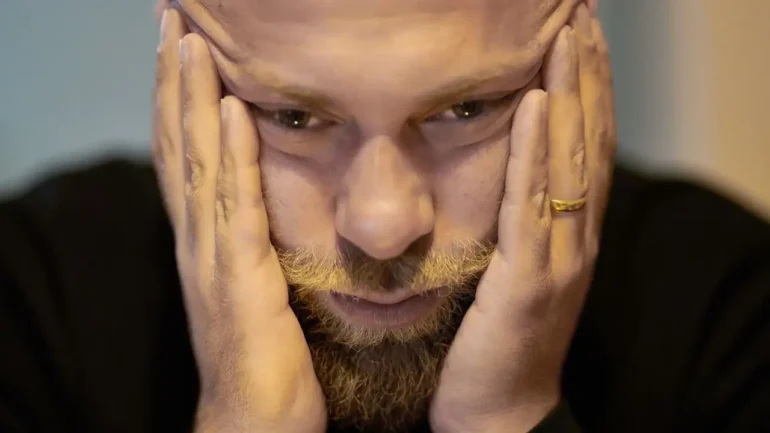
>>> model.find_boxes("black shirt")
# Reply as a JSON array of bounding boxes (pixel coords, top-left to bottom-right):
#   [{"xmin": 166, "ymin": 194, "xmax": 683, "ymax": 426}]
[{"xmin": 1, "ymin": 159, "xmax": 768, "ymax": 433}]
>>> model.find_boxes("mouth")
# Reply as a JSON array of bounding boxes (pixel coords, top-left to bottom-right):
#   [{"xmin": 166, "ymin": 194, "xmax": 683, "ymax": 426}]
[{"xmin": 324, "ymin": 288, "xmax": 443, "ymax": 330}]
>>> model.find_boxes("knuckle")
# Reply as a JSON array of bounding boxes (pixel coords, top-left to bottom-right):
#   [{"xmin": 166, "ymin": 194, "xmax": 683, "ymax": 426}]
[
  {"xmin": 586, "ymin": 238, "xmax": 600, "ymax": 263},
  {"xmin": 596, "ymin": 37, "xmax": 610, "ymax": 57},
  {"xmin": 590, "ymin": 130, "xmax": 610, "ymax": 157},
  {"xmin": 605, "ymin": 69, "xmax": 615, "ymax": 88},
  {"xmin": 186, "ymin": 149, "xmax": 207, "ymax": 193},
  {"xmin": 554, "ymin": 257, "xmax": 586, "ymax": 289},
  {"xmin": 216, "ymin": 173, "xmax": 237, "ymax": 223},
  {"xmin": 586, "ymin": 37, "xmax": 600, "ymax": 56},
  {"xmin": 155, "ymin": 49, "xmax": 170, "ymax": 87},
  {"xmin": 184, "ymin": 184, "xmax": 199, "ymax": 227},
  {"xmin": 532, "ymin": 190, "xmax": 549, "ymax": 218},
  {"xmin": 212, "ymin": 253, "xmax": 233, "ymax": 306},
  {"xmin": 160, "ymin": 127, "xmax": 179, "ymax": 155},
  {"xmin": 155, "ymin": 54, "xmax": 165, "ymax": 83},
  {"xmin": 571, "ymin": 146, "xmax": 587, "ymax": 188},
  {"xmin": 570, "ymin": 137, "xmax": 586, "ymax": 159},
  {"xmin": 151, "ymin": 145, "xmax": 165, "ymax": 173},
  {"xmin": 523, "ymin": 276, "xmax": 556, "ymax": 319}
]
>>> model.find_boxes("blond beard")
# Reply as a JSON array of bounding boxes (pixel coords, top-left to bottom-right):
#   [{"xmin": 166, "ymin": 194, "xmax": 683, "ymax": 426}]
[{"xmin": 277, "ymin": 239, "xmax": 494, "ymax": 432}]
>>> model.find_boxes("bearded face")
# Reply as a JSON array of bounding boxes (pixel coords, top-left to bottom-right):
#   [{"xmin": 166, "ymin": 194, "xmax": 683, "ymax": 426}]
[
  {"xmin": 175, "ymin": 0, "xmax": 566, "ymax": 430},
  {"xmin": 279, "ymin": 239, "xmax": 494, "ymax": 432}
]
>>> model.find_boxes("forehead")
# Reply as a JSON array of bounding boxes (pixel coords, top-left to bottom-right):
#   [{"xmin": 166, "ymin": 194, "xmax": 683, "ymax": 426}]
[
  {"xmin": 179, "ymin": 0, "xmax": 574, "ymax": 103},
  {"xmin": 183, "ymin": 0, "xmax": 569, "ymax": 53},
  {"xmin": 185, "ymin": 0, "xmax": 563, "ymax": 43}
]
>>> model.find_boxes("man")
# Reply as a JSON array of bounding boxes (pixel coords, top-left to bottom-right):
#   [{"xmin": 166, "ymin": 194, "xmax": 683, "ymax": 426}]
[{"xmin": 0, "ymin": 0, "xmax": 768, "ymax": 432}]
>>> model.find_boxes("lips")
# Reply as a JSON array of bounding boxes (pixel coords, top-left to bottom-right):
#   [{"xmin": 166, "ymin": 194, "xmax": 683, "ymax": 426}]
[
  {"xmin": 325, "ymin": 289, "xmax": 442, "ymax": 329},
  {"xmin": 336, "ymin": 289, "xmax": 421, "ymax": 305}
]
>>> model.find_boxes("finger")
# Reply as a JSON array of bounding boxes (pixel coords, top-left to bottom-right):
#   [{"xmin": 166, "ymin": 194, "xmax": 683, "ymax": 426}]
[
  {"xmin": 571, "ymin": 3, "xmax": 593, "ymax": 42},
  {"xmin": 152, "ymin": 8, "xmax": 187, "ymax": 232},
  {"xmin": 591, "ymin": 19, "xmax": 616, "ymax": 145},
  {"xmin": 215, "ymin": 96, "xmax": 290, "ymax": 319},
  {"xmin": 589, "ymin": 19, "xmax": 617, "ymax": 238},
  {"xmin": 588, "ymin": 19, "xmax": 616, "ymax": 166},
  {"xmin": 544, "ymin": 26, "xmax": 587, "ymax": 269},
  {"xmin": 496, "ymin": 89, "xmax": 551, "ymax": 273},
  {"xmin": 572, "ymin": 6, "xmax": 617, "ymax": 251},
  {"xmin": 154, "ymin": 0, "xmax": 169, "ymax": 23},
  {"xmin": 215, "ymin": 97, "xmax": 315, "ymax": 390},
  {"xmin": 181, "ymin": 33, "xmax": 222, "ymax": 285},
  {"xmin": 586, "ymin": 0, "xmax": 599, "ymax": 16}
]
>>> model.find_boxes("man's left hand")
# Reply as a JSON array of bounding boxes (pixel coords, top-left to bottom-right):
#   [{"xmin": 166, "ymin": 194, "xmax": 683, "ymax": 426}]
[{"xmin": 430, "ymin": 5, "xmax": 616, "ymax": 432}]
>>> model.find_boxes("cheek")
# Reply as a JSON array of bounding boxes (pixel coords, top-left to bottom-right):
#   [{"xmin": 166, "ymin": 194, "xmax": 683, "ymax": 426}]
[
  {"xmin": 259, "ymin": 132, "xmax": 511, "ymax": 251},
  {"xmin": 432, "ymin": 135, "xmax": 510, "ymax": 245},
  {"xmin": 259, "ymin": 148, "xmax": 337, "ymax": 251}
]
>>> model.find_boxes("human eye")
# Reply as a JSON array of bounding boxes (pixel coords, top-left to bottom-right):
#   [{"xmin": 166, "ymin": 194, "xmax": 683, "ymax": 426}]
[
  {"xmin": 423, "ymin": 92, "xmax": 518, "ymax": 123},
  {"xmin": 268, "ymin": 109, "xmax": 322, "ymax": 130},
  {"xmin": 251, "ymin": 105, "xmax": 333, "ymax": 132},
  {"xmin": 417, "ymin": 90, "xmax": 522, "ymax": 149},
  {"xmin": 425, "ymin": 100, "xmax": 488, "ymax": 122}
]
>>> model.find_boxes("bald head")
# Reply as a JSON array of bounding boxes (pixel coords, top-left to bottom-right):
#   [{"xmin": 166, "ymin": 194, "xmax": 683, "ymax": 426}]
[
  {"xmin": 172, "ymin": 0, "xmax": 580, "ymax": 153},
  {"xmin": 159, "ymin": 0, "xmax": 591, "ymax": 431}
]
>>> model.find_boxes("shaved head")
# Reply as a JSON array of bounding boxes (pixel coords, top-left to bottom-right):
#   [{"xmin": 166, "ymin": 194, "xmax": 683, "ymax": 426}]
[{"xmin": 163, "ymin": 0, "xmax": 581, "ymax": 430}]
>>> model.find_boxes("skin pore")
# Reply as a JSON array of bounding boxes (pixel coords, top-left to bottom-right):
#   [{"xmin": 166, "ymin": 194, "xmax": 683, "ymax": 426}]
[{"xmin": 174, "ymin": 0, "xmax": 580, "ymax": 431}]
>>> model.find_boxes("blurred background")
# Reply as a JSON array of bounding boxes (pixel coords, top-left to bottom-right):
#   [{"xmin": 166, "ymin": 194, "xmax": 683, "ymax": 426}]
[{"xmin": 1, "ymin": 1, "xmax": 769, "ymax": 218}]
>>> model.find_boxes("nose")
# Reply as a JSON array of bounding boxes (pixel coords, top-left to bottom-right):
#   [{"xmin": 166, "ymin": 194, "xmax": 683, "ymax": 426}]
[{"xmin": 336, "ymin": 135, "xmax": 434, "ymax": 260}]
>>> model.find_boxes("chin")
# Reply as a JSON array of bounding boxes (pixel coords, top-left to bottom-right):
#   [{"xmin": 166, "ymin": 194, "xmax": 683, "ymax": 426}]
[{"xmin": 289, "ymin": 284, "xmax": 474, "ymax": 433}]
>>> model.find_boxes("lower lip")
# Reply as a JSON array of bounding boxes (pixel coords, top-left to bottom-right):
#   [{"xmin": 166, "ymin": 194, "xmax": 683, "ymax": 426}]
[{"xmin": 325, "ymin": 290, "xmax": 441, "ymax": 329}]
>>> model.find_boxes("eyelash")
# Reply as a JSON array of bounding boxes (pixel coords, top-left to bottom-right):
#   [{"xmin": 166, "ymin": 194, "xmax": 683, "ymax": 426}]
[
  {"xmin": 250, "ymin": 105, "xmax": 335, "ymax": 133},
  {"xmin": 423, "ymin": 92, "xmax": 518, "ymax": 123},
  {"xmin": 251, "ymin": 91, "xmax": 518, "ymax": 135}
]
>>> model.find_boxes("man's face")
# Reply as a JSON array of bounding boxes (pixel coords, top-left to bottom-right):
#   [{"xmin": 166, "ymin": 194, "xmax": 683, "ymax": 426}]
[{"xmin": 178, "ymin": 0, "xmax": 575, "ymax": 430}]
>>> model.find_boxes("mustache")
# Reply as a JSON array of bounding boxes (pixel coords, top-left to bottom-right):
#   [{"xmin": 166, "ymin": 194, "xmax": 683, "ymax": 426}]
[{"xmin": 277, "ymin": 238, "xmax": 496, "ymax": 295}]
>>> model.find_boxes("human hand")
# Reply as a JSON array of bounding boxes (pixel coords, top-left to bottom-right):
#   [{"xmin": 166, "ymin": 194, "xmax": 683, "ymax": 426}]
[
  {"xmin": 430, "ymin": 4, "xmax": 617, "ymax": 433},
  {"xmin": 151, "ymin": 9, "xmax": 327, "ymax": 433}
]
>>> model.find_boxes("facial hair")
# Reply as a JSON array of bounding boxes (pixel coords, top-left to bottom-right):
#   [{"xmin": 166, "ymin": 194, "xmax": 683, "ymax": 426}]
[{"xmin": 277, "ymin": 239, "xmax": 495, "ymax": 432}]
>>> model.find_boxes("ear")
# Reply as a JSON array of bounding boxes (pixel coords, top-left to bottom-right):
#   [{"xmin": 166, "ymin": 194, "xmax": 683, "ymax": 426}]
[
  {"xmin": 586, "ymin": 0, "xmax": 599, "ymax": 15},
  {"xmin": 155, "ymin": 0, "xmax": 171, "ymax": 23}
]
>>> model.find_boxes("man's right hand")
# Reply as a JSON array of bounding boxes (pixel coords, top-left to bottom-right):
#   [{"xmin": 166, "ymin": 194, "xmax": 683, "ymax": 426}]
[{"xmin": 151, "ymin": 8, "xmax": 327, "ymax": 433}]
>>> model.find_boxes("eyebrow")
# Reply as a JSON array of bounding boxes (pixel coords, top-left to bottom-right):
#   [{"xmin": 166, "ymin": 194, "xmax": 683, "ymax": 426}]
[
  {"xmin": 247, "ymin": 53, "xmax": 540, "ymax": 113},
  {"xmin": 253, "ymin": 71, "xmax": 338, "ymax": 111},
  {"xmin": 416, "ymin": 57, "xmax": 540, "ymax": 112}
]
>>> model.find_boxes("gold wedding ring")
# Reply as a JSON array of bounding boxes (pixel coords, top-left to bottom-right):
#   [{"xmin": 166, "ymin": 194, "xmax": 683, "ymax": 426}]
[{"xmin": 550, "ymin": 198, "xmax": 587, "ymax": 212}]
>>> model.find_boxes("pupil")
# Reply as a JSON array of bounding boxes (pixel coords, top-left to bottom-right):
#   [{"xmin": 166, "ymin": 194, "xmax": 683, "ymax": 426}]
[
  {"xmin": 452, "ymin": 101, "xmax": 485, "ymax": 119},
  {"xmin": 276, "ymin": 110, "xmax": 310, "ymax": 129}
]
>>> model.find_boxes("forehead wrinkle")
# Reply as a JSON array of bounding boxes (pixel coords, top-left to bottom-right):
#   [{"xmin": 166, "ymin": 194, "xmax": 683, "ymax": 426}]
[
  {"xmin": 184, "ymin": 0, "xmax": 578, "ymax": 62},
  {"xmin": 419, "ymin": 49, "xmax": 541, "ymax": 104},
  {"xmin": 193, "ymin": 0, "xmax": 555, "ymax": 23},
  {"xmin": 178, "ymin": 0, "xmax": 256, "ymax": 62},
  {"xmin": 222, "ymin": 49, "xmax": 540, "ymax": 117},
  {"xmin": 212, "ymin": 49, "xmax": 338, "ymax": 110},
  {"xmin": 486, "ymin": 0, "xmax": 579, "ymax": 50},
  {"xmin": 194, "ymin": 0, "xmax": 576, "ymax": 113}
]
